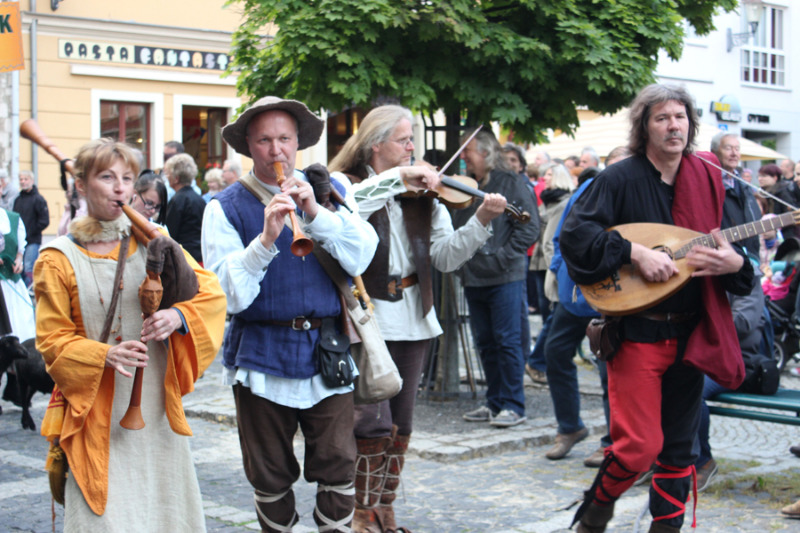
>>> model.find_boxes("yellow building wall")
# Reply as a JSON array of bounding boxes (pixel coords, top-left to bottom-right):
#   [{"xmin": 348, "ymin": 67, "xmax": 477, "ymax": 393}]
[
  {"xmin": 17, "ymin": 1, "xmax": 247, "ymax": 235},
  {"xmin": 27, "ymin": 0, "xmax": 246, "ymax": 34}
]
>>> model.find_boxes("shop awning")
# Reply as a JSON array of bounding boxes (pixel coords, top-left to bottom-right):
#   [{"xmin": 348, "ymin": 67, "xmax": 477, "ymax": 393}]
[{"xmin": 527, "ymin": 109, "xmax": 787, "ymax": 163}]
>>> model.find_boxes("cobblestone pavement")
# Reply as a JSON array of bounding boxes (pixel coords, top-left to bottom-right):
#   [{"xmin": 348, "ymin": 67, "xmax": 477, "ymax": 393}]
[{"xmin": 2, "ymin": 351, "xmax": 800, "ymax": 532}]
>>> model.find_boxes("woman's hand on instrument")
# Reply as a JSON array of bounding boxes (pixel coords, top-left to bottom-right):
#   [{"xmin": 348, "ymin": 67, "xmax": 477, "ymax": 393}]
[
  {"xmin": 687, "ymin": 230, "xmax": 744, "ymax": 277},
  {"xmin": 631, "ymin": 242, "xmax": 679, "ymax": 283},
  {"xmin": 105, "ymin": 340, "xmax": 149, "ymax": 378},
  {"xmin": 475, "ymin": 193, "xmax": 507, "ymax": 226},
  {"xmin": 141, "ymin": 309, "xmax": 183, "ymax": 343},
  {"xmin": 259, "ymin": 195, "xmax": 295, "ymax": 249},
  {"xmin": 399, "ymin": 166, "xmax": 441, "ymax": 192},
  {"xmin": 281, "ymin": 175, "xmax": 319, "ymax": 220}
]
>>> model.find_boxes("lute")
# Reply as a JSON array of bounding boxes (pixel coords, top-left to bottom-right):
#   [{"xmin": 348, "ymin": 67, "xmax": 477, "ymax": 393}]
[{"xmin": 579, "ymin": 210, "xmax": 800, "ymax": 316}]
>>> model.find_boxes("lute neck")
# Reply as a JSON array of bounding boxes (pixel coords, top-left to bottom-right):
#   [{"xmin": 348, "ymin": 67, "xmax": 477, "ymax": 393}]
[{"xmin": 674, "ymin": 210, "xmax": 798, "ymax": 259}]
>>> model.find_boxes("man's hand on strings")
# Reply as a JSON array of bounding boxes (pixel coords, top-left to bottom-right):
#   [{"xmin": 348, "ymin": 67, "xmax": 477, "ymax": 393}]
[{"xmin": 686, "ymin": 230, "xmax": 744, "ymax": 277}]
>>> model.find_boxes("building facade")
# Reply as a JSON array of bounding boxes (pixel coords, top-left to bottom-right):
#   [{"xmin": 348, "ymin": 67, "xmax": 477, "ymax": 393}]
[
  {"xmin": 656, "ymin": 0, "xmax": 798, "ymax": 163},
  {"xmin": 1, "ymin": 0, "xmax": 337, "ymax": 236}
]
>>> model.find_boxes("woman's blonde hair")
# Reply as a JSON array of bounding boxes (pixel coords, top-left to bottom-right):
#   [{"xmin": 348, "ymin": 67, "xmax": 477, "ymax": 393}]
[
  {"xmin": 540, "ymin": 163, "xmax": 574, "ymax": 191},
  {"xmin": 205, "ymin": 168, "xmax": 225, "ymax": 189},
  {"xmin": 74, "ymin": 138, "xmax": 140, "ymax": 182}
]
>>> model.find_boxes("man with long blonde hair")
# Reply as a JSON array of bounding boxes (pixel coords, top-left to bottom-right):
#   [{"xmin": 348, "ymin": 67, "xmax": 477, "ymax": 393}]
[{"xmin": 330, "ymin": 104, "xmax": 507, "ymax": 533}]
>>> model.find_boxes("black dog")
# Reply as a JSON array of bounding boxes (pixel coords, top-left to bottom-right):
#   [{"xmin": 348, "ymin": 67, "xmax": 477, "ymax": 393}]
[
  {"xmin": 0, "ymin": 336, "xmax": 55, "ymax": 430},
  {"xmin": 0, "ymin": 335, "xmax": 29, "ymax": 416}
]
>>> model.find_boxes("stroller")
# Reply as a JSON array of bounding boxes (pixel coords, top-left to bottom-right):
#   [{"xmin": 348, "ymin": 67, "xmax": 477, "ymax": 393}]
[{"xmin": 765, "ymin": 237, "xmax": 800, "ymax": 372}]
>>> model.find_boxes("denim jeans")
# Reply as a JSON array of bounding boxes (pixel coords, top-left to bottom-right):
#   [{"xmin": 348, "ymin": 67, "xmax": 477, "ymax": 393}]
[
  {"xmin": 23, "ymin": 243, "xmax": 40, "ymax": 287},
  {"xmin": 465, "ymin": 280, "xmax": 526, "ymax": 416},
  {"xmin": 544, "ymin": 303, "xmax": 592, "ymax": 434},
  {"xmin": 521, "ymin": 288, "xmax": 531, "ymax": 363},
  {"xmin": 533, "ymin": 270, "xmax": 551, "ymax": 322},
  {"xmin": 527, "ymin": 312, "xmax": 552, "ymax": 372},
  {"xmin": 695, "ymin": 376, "xmax": 731, "ymax": 468}
]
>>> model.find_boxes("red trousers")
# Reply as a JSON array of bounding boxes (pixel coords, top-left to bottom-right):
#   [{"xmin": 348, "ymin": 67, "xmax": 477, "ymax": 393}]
[{"xmin": 594, "ymin": 338, "xmax": 703, "ymax": 527}]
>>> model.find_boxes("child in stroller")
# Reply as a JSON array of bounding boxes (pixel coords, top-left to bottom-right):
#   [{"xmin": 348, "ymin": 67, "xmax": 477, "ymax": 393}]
[{"xmin": 764, "ymin": 237, "xmax": 800, "ymax": 372}]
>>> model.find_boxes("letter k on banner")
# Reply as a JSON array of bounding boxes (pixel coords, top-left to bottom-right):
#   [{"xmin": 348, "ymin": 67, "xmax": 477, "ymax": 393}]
[{"xmin": 0, "ymin": 2, "xmax": 24, "ymax": 72}]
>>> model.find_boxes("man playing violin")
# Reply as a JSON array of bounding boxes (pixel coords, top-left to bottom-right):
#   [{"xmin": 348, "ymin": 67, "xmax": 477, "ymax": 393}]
[
  {"xmin": 328, "ymin": 104, "xmax": 507, "ymax": 533},
  {"xmin": 561, "ymin": 84, "xmax": 754, "ymax": 533},
  {"xmin": 452, "ymin": 128, "xmax": 539, "ymax": 430},
  {"xmin": 201, "ymin": 96, "xmax": 378, "ymax": 533}
]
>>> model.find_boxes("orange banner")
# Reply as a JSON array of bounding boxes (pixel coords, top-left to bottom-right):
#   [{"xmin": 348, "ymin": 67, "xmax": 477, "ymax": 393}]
[{"xmin": 0, "ymin": 2, "xmax": 24, "ymax": 73}]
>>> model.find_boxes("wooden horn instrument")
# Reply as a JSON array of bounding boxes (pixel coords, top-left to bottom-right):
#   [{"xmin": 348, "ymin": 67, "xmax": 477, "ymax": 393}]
[
  {"xmin": 20, "ymin": 119, "xmax": 76, "ymax": 176},
  {"xmin": 273, "ymin": 162, "xmax": 314, "ymax": 257}
]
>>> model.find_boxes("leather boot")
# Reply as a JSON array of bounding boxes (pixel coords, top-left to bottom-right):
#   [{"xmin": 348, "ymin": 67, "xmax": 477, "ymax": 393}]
[
  {"xmin": 576, "ymin": 501, "xmax": 615, "ymax": 533},
  {"xmin": 352, "ymin": 436, "xmax": 391, "ymax": 533},
  {"xmin": 648, "ymin": 521, "xmax": 680, "ymax": 532},
  {"xmin": 376, "ymin": 427, "xmax": 410, "ymax": 532}
]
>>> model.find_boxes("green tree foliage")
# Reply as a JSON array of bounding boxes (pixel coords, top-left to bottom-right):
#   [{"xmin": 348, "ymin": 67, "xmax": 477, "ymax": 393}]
[{"xmin": 228, "ymin": 0, "xmax": 736, "ymax": 142}]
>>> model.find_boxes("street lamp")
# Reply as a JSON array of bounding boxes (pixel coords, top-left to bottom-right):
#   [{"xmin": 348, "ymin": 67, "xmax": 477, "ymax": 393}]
[{"xmin": 727, "ymin": 0, "xmax": 763, "ymax": 52}]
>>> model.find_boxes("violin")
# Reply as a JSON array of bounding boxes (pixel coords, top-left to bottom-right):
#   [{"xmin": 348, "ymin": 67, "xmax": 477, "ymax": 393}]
[{"xmin": 401, "ymin": 160, "xmax": 531, "ymax": 223}]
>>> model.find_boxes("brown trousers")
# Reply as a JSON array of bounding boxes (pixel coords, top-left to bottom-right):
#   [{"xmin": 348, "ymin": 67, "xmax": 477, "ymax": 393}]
[
  {"xmin": 353, "ymin": 339, "xmax": 430, "ymax": 438},
  {"xmin": 233, "ymin": 384, "xmax": 356, "ymax": 532}
]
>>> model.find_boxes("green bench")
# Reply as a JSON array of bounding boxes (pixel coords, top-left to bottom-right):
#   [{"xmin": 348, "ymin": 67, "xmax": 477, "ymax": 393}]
[{"xmin": 707, "ymin": 389, "xmax": 800, "ymax": 426}]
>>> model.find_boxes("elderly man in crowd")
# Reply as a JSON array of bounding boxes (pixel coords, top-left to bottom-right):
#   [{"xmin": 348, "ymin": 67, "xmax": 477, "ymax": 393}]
[
  {"xmin": 710, "ymin": 132, "xmax": 761, "ymax": 260},
  {"xmin": 222, "ymin": 158, "xmax": 243, "ymax": 186},
  {"xmin": 202, "ymin": 96, "xmax": 378, "ymax": 532},
  {"xmin": 13, "ymin": 170, "xmax": 49, "ymax": 287},
  {"xmin": 579, "ymin": 147, "xmax": 600, "ymax": 169},
  {"xmin": 562, "ymin": 84, "xmax": 753, "ymax": 533},
  {"xmin": 779, "ymin": 158, "xmax": 795, "ymax": 181},
  {"xmin": 456, "ymin": 129, "xmax": 539, "ymax": 428}
]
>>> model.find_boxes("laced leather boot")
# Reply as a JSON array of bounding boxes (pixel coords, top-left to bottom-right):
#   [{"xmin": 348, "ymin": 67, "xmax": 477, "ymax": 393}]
[
  {"xmin": 352, "ymin": 436, "xmax": 391, "ymax": 533},
  {"xmin": 376, "ymin": 429, "xmax": 411, "ymax": 532}
]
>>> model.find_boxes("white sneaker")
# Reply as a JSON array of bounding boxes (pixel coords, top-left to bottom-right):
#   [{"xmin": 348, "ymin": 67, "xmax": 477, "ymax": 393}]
[
  {"xmin": 490, "ymin": 409, "xmax": 527, "ymax": 427},
  {"xmin": 462, "ymin": 405, "xmax": 494, "ymax": 422}
]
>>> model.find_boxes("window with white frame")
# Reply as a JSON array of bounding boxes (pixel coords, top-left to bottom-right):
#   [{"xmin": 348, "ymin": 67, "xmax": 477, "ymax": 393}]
[
  {"xmin": 741, "ymin": 4, "xmax": 785, "ymax": 87},
  {"xmin": 100, "ymin": 101, "xmax": 152, "ymax": 163}
]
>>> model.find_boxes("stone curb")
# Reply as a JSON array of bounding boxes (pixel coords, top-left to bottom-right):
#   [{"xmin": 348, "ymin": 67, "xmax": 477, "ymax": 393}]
[{"xmin": 412, "ymin": 409, "xmax": 607, "ymax": 462}]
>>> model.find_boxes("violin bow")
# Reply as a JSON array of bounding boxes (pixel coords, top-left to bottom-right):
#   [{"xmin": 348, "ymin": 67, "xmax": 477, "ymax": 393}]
[{"xmin": 435, "ymin": 125, "xmax": 483, "ymax": 177}]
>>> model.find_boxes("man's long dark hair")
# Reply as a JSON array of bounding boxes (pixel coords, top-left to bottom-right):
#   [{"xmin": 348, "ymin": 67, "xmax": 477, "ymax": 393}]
[{"xmin": 628, "ymin": 84, "xmax": 699, "ymax": 158}]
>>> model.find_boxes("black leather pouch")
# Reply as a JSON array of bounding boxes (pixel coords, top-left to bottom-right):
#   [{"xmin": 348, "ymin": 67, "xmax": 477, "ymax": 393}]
[{"xmin": 315, "ymin": 318, "xmax": 354, "ymax": 388}]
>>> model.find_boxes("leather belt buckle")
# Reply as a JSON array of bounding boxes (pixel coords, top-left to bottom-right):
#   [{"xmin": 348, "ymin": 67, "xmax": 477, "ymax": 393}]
[
  {"xmin": 386, "ymin": 274, "xmax": 403, "ymax": 302},
  {"xmin": 292, "ymin": 317, "xmax": 312, "ymax": 331}
]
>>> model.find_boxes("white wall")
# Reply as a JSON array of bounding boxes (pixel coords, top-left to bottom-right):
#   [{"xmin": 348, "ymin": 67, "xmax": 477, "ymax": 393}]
[{"xmin": 655, "ymin": 0, "xmax": 799, "ymax": 162}]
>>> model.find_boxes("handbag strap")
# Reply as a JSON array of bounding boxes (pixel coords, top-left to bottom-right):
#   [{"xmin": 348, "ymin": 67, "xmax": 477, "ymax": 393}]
[{"xmin": 98, "ymin": 234, "xmax": 131, "ymax": 343}]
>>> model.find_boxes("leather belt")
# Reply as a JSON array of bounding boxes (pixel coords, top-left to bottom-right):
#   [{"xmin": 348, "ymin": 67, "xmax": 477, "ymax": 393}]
[
  {"xmin": 265, "ymin": 317, "xmax": 324, "ymax": 331},
  {"xmin": 386, "ymin": 273, "xmax": 419, "ymax": 301},
  {"xmin": 637, "ymin": 311, "xmax": 697, "ymax": 323}
]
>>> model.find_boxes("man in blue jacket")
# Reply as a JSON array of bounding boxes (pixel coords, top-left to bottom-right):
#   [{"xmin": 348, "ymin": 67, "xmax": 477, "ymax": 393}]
[{"xmin": 202, "ymin": 96, "xmax": 378, "ymax": 532}]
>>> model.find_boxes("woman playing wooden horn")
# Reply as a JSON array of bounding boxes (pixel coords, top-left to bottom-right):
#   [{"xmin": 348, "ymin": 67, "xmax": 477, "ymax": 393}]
[{"xmin": 34, "ymin": 138, "xmax": 227, "ymax": 530}]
